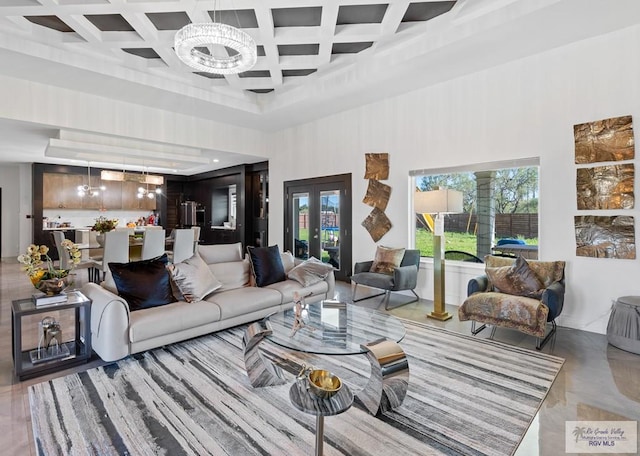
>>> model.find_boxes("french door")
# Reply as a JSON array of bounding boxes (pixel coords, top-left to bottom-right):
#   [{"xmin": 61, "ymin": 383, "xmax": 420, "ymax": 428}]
[{"xmin": 284, "ymin": 174, "xmax": 352, "ymax": 281}]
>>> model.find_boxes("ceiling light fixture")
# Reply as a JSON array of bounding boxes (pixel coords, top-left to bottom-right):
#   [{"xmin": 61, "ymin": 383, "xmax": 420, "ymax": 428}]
[
  {"xmin": 137, "ymin": 168, "xmax": 162, "ymax": 200},
  {"xmin": 174, "ymin": 1, "xmax": 257, "ymax": 75},
  {"xmin": 77, "ymin": 162, "xmax": 105, "ymax": 197}
]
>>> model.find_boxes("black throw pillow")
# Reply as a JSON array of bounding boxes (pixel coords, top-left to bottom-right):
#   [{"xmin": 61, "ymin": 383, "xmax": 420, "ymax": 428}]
[
  {"xmin": 109, "ymin": 254, "xmax": 177, "ymax": 311},
  {"xmin": 247, "ymin": 245, "xmax": 286, "ymax": 287}
]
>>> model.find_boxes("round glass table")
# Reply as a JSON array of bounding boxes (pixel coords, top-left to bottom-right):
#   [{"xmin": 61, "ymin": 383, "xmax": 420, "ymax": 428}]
[{"xmin": 242, "ymin": 300, "xmax": 410, "ymax": 415}]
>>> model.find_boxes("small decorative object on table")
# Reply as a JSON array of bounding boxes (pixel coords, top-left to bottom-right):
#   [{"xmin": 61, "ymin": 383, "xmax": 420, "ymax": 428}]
[
  {"xmin": 30, "ymin": 316, "xmax": 69, "ymax": 364},
  {"xmin": 17, "ymin": 243, "xmax": 80, "ymax": 296},
  {"xmin": 297, "ymin": 364, "xmax": 342, "ymax": 399},
  {"xmin": 92, "ymin": 216, "xmax": 119, "ymax": 246},
  {"xmin": 291, "ymin": 291, "xmax": 314, "ymax": 336}
]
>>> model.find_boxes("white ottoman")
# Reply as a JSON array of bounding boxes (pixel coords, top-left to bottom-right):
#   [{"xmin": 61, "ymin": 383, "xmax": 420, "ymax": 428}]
[{"xmin": 607, "ymin": 296, "xmax": 640, "ymax": 355}]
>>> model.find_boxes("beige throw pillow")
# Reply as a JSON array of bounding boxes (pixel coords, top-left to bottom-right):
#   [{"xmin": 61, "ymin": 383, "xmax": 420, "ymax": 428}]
[
  {"xmin": 370, "ymin": 246, "xmax": 405, "ymax": 275},
  {"xmin": 287, "ymin": 257, "xmax": 334, "ymax": 287},
  {"xmin": 167, "ymin": 254, "xmax": 222, "ymax": 303},
  {"xmin": 485, "ymin": 256, "xmax": 543, "ymax": 299}
]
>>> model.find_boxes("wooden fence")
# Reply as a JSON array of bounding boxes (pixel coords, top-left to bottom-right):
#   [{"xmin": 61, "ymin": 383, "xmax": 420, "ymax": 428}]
[{"xmin": 428, "ymin": 213, "xmax": 539, "ymax": 239}]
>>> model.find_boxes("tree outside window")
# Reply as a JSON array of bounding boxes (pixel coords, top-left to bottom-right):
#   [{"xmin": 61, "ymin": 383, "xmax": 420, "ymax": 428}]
[{"xmin": 414, "ymin": 166, "xmax": 539, "ymax": 258}]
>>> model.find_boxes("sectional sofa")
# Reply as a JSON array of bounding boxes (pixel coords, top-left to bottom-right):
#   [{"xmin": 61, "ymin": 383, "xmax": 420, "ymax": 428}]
[{"xmin": 82, "ymin": 242, "xmax": 335, "ymax": 362}]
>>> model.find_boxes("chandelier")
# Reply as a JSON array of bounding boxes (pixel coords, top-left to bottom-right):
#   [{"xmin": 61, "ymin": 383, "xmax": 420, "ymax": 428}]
[
  {"xmin": 174, "ymin": 3, "xmax": 257, "ymax": 75},
  {"xmin": 137, "ymin": 168, "xmax": 162, "ymax": 199},
  {"xmin": 77, "ymin": 162, "xmax": 105, "ymax": 197}
]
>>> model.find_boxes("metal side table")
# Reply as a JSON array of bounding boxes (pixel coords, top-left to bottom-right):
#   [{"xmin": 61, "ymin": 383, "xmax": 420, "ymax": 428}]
[{"xmin": 289, "ymin": 380, "xmax": 353, "ymax": 456}]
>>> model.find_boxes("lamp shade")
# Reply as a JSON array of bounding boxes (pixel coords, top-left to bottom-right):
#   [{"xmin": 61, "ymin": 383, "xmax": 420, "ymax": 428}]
[{"xmin": 415, "ymin": 189, "xmax": 463, "ymax": 214}]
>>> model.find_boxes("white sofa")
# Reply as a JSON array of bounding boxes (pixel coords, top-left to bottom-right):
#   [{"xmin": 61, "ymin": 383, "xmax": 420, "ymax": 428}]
[{"xmin": 82, "ymin": 243, "xmax": 335, "ymax": 362}]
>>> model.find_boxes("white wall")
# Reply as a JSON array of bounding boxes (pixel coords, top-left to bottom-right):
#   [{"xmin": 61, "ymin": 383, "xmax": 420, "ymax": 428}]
[
  {"xmin": 269, "ymin": 24, "xmax": 640, "ymax": 335},
  {"xmin": 0, "ymin": 163, "xmax": 32, "ymax": 258}
]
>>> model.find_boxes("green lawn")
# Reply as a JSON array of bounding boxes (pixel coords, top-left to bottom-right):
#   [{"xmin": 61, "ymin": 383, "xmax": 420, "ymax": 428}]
[{"xmin": 415, "ymin": 228, "xmax": 538, "ymax": 257}]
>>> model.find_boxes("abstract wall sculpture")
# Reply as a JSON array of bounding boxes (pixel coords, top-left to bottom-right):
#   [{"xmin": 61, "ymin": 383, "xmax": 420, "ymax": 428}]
[
  {"xmin": 362, "ymin": 208, "xmax": 392, "ymax": 243},
  {"xmin": 573, "ymin": 115, "xmax": 636, "ymax": 258},
  {"xmin": 574, "ymin": 115, "xmax": 635, "ymax": 164},
  {"xmin": 576, "ymin": 164, "xmax": 635, "ymax": 210},
  {"xmin": 574, "ymin": 215, "xmax": 636, "ymax": 259},
  {"xmin": 362, "ymin": 153, "xmax": 391, "ymax": 241},
  {"xmin": 362, "ymin": 179, "xmax": 391, "ymax": 211},
  {"xmin": 364, "ymin": 153, "xmax": 389, "ymax": 180}
]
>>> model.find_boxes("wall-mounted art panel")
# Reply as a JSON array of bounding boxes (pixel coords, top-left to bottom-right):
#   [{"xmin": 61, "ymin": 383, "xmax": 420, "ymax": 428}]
[
  {"xmin": 574, "ymin": 115, "xmax": 635, "ymax": 164},
  {"xmin": 362, "ymin": 179, "xmax": 391, "ymax": 211},
  {"xmin": 576, "ymin": 164, "xmax": 635, "ymax": 209},
  {"xmin": 362, "ymin": 207, "xmax": 392, "ymax": 242},
  {"xmin": 574, "ymin": 215, "xmax": 635, "ymax": 259},
  {"xmin": 364, "ymin": 153, "xmax": 389, "ymax": 180}
]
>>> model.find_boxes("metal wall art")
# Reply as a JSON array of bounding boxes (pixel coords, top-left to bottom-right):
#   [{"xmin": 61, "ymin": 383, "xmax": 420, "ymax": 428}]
[
  {"xmin": 576, "ymin": 164, "xmax": 635, "ymax": 210},
  {"xmin": 362, "ymin": 153, "xmax": 392, "ymax": 242},
  {"xmin": 364, "ymin": 153, "xmax": 389, "ymax": 180},
  {"xmin": 362, "ymin": 208, "xmax": 392, "ymax": 243},
  {"xmin": 362, "ymin": 179, "xmax": 391, "ymax": 211},
  {"xmin": 574, "ymin": 115, "xmax": 635, "ymax": 164},
  {"xmin": 574, "ymin": 215, "xmax": 636, "ymax": 259}
]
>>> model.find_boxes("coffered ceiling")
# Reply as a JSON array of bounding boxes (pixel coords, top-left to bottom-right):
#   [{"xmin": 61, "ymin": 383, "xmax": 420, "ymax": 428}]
[{"xmin": 1, "ymin": 0, "xmax": 640, "ymax": 173}]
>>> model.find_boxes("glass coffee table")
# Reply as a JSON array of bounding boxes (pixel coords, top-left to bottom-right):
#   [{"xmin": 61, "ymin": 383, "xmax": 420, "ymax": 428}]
[{"xmin": 242, "ymin": 300, "xmax": 410, "ymax": 415}]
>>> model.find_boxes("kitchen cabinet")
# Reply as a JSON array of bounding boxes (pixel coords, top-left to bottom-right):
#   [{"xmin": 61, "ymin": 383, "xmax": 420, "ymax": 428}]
[
  {"xmin": 121, "ymin": 181, "xmax": 156, "ymax": 210},
  {"xmin": 99, "ymin": 180, "xmax": 123, "ymax": 210},
  {"xmin": 43, "ymin": 174, "xmax": 84, "ymax": 209}
]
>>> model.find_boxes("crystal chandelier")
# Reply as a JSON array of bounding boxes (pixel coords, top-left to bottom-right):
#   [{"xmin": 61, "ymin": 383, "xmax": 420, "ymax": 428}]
[
  {"xmin": 77, "ymin": 162, "xmax": 105, "ymax": 197},
  {"xmin": 174, "ymin": 3, "xmax": 257, "ymax": 75}
]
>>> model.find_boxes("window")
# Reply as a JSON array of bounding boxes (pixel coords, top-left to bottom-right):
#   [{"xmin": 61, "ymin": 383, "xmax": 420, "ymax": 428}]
[{"xmin": 411, "ymin": 161, "xmax": 539, "ymax": 259}]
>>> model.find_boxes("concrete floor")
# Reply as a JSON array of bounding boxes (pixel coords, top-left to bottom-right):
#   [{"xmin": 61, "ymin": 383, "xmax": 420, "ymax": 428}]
[{"xmin": 1, "ymin": 260, "xmax": 638, "ymax": 455}]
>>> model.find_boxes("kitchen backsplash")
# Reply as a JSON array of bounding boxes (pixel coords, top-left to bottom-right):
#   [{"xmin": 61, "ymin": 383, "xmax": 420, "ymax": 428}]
[{"xmin": 43, "ymin": 209, "xmax": 157, "ymax": 229}]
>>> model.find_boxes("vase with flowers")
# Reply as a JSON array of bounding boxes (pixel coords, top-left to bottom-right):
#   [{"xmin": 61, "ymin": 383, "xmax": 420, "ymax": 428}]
[
  {"xmin": 17, "ymin": 241, "xmax": 81, "ymax": 295},
  {"xmin": 92, "ymin": 216, "xmax": 119, "ymax": 246}
]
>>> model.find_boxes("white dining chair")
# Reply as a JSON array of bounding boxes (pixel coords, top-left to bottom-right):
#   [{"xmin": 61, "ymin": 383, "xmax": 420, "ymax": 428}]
[
  {"xmin": 170, "ymin": 228, "xmax": 195, "ymax": 264},
  {"xmin": 51, "ymin": 230, "xmax": 96, "ymax": 283},
  {"xmin": 191, "ymin": 226, "xmax": 201, "ymax": 250},
  {"xmin": 141, "ymin": 228, "xmax": 166, "ymax": 260},
  {"xmin": 92, "ymin": 230, "xmax": 130, "ymax": 282}
]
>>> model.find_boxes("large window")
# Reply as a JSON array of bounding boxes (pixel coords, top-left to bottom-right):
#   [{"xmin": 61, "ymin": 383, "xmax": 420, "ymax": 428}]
[{"xmin": 412, "ymin": 162, "xmax": 539, "ymax": 259}]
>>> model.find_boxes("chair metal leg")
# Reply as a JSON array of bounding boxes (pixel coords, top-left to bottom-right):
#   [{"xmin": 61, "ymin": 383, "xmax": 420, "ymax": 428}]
[
  {"xmin": 536, "ymin": 320, "xmax": 557, "ymax": 350},
  {"xmin": 351, "ymin": 283, "xmax": 386, "ymax": 303},
  {"xmin": 470, "ymin": 321, "xmax": 487, "ymax": 335},
  {"xmin": 384, "ymin": 289, "xmax": 420, "ymax": 311}
]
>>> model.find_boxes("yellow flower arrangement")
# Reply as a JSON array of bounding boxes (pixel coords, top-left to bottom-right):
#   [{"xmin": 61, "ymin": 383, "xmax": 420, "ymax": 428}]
[
  {"xmin": 17, "ymin": 241, "xmax": 81, "ymax": 287},
  {"xmin": 91, "ymin": 216, "xmax": 119, "ymax": 233}
]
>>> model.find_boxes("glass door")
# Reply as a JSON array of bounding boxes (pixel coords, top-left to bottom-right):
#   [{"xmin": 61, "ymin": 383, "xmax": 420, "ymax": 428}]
[{"xmin": 285, "ymin": 174, "xmax": 351, "ymax": 281}]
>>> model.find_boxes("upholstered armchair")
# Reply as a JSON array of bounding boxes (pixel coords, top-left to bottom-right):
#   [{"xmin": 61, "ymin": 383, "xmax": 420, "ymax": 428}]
[
  {"xmin": 458, "ymin": 255, "xmax": 565, "ymax": 350},
  {"xmin": 351, "ymin": 248, "xmax": 421, "ymax": 310}
]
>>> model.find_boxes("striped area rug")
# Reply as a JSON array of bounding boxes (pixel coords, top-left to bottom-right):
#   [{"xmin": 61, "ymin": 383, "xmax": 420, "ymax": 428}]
[{"xmin": 29, "ymin": 319, "xmax": 563, "ymax": 455}]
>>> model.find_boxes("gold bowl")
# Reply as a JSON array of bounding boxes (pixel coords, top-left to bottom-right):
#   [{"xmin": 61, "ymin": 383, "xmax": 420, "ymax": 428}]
[{"xmin": 307, "ymin": 369, "xmax": 342, "ymax": 399}]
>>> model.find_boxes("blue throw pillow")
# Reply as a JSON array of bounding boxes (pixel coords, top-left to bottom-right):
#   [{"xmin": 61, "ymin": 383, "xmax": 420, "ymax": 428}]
[
  {"xmin": 247, "ymin": 245, "xmax": 286, "ymax": 287},
  {"xmin": 109, "ymin": 254, "xmax": 177, "ymax": 311}
]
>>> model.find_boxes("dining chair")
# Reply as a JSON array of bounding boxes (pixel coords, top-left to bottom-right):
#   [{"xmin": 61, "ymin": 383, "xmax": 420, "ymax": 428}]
[
  {"xmin": 141, "ymin": 228, "xmax": 166, "ymax": 260},
  {"xmin": 51, "ymin": 231, "xmax": 97, "ymax": 283},
  {"xmin": 92, "ymin": 230, "xmax": 130, "ymax": 282},
  {"xmin": 191, "ymin": 226, "xmax": 201, "ymax": 251},
  {"xmin": 170, "ymin": 228, "xmax": 196, "ymax": 264}
]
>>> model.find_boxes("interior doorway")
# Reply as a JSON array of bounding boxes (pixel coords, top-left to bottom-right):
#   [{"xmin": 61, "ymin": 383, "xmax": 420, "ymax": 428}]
[{"xmin": 284, "ymin": 174, "xmax": 352, "ymax": 281}]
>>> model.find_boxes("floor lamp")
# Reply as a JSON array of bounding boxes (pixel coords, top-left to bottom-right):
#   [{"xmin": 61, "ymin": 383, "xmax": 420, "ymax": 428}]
[{"xmin": 415, "ymin": 188, "xmax": 463, "ymax": 321}]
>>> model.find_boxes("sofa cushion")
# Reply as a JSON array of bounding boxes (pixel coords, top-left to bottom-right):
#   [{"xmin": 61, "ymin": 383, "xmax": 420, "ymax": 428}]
[
  {"xmin": 459, "ymin": 292, "xmax": 549, "ymax": 338},
  {"xmin": 205, "ymin": 286, "xmax": 282, "ymax": 319},
  {"xmin": 247, "ymin": 245, "xmax": 286, "ymax": 287},
  {"xmin": 281, "ymin": 251, "xmax": 296, "ymax": 274},
  {"xmin": 287, "ymin": 257, "xmax": 334, "ymax": 287},
  {"xmin": 208, "ymin": 259, "xmax": 250, "ymax": 291},
  {"xmin": 485, "ymin": 256, "xmax": 543, "ymax": 299},
  {"xmin": 266, "ymin": 278, "xmax": 329, "ymax": 304},
  {"xmin": 370, "ymin": 246, "xmax": 405, "ymax": 275},
  {"xmin": 484, "ymin": 255, "xmax": 565, "ymax": 288},
  {"xmin": 198, "ymin": 242, "xmax": 243, "ymax": 264},
  {"xmin": 167, "ymin": 253, "xmax": 221, "ymax": 303},
  {"xmin": 128, "ymin": 300, "xmax": 222, "ymax": 343},
  {"xmin": 108, "ymin": 254, "xmax": 177, "ymax": 312}
]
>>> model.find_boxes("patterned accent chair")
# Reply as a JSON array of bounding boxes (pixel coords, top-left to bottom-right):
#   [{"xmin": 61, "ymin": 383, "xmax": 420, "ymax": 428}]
[{"xmin": 458, "ymin": 255, "xmax": 565, "ymax": 350}]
